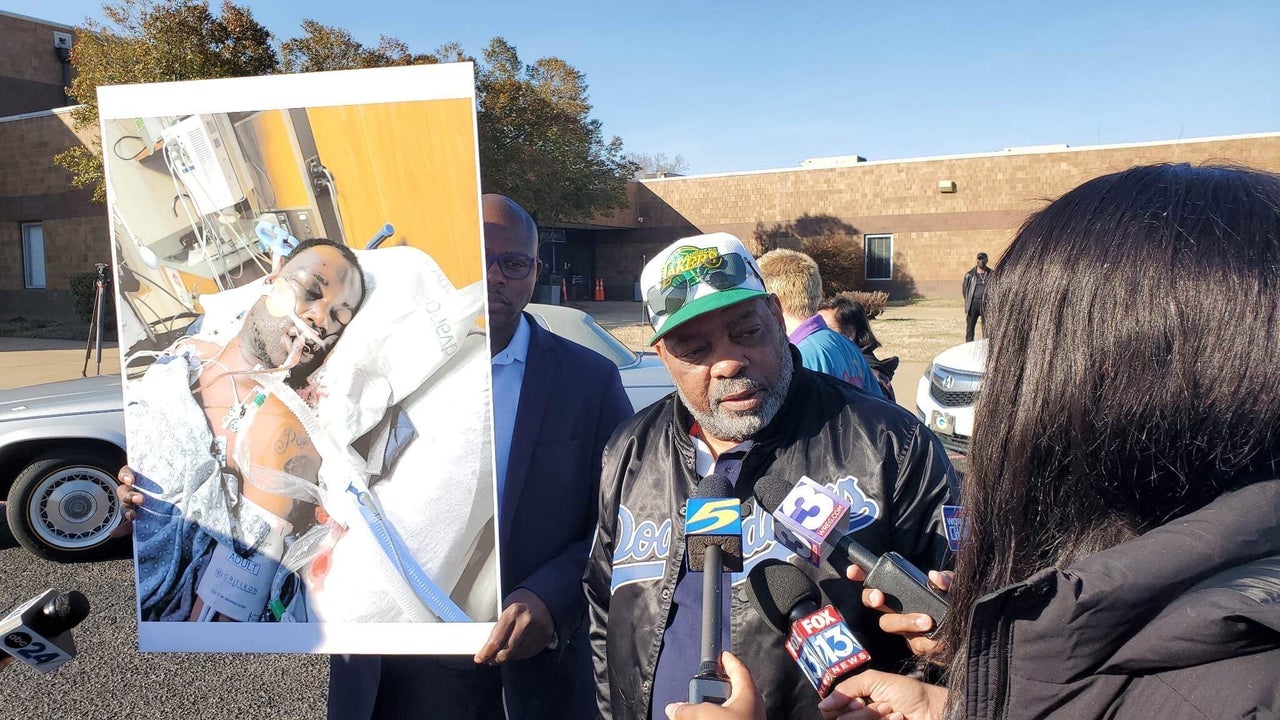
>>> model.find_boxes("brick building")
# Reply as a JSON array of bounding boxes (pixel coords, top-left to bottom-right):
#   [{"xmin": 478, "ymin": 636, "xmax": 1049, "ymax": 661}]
[
  {"xmin": 0, "ymin": 11, "xmax": 103, "ymax": 322},
  {"xmin": 4, "ymin": 9, "xmax": 1280, "ymax": 321},
  {"xmin": 584, "ymin": 134, "xmax": 1280, "ymax": 300}
]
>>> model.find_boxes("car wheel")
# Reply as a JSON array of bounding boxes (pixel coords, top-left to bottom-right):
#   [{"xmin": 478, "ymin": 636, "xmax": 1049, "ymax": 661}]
[{"xmin": 5, "ymin": 449, "xmax": 126, "ymax": 562}]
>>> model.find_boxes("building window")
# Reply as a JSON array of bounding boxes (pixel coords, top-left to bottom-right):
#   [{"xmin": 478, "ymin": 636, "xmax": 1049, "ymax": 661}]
[
  {"xmin": 864, "ymin": 233, "xmax": 893, "ymax": 280},
  {"xmin": 21, "ymin": 223, "xmax": 46, "ymax": 289}
]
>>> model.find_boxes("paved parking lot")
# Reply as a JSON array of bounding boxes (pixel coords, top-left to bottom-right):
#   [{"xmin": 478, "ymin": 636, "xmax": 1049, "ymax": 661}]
[
  {"xmin": 0, "ymin": 339, "xmax": 327, "ymax": 717},
  {"xmin": 0, "ymin": 303, "xmax": 962, "ymax": 714},
  {"xmin": 0, "ymin": 531, "xmax": 328, "ymax": 718},
  {"xmin": 0, "ymin": 338, "xmax": 121, "ymax": 391}
]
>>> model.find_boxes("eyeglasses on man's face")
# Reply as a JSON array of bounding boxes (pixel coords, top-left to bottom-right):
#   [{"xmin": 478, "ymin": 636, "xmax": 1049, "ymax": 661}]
[{"xmin": 487, "ymin": 252, "xmax": 538, "ymax": 280}]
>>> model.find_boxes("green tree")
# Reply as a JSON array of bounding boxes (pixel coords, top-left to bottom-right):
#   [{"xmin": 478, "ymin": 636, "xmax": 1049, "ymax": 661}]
[
  {"xmin": 475, "ymin": 38, "xmax": 637, "ymax": 223},
  {"xmin": 56, "ymin": 0, "xmax": 278, "ymax": 202},
  {"xmin": 280, "ymin": 20, "xmax": 437, "ymax": 72},
  {"xmin": 59, "ymin": 4, "xmax": 637, "ymax": 221}
]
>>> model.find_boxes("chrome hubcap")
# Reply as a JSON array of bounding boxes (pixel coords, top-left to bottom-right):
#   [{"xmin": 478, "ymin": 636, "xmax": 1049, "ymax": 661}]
[{"xmin": 27, "ymin": 466, "xmax": 121, "ymax": 549}]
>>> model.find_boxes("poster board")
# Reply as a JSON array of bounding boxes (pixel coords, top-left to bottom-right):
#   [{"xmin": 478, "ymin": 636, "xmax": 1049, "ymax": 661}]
[{"xmin": 99, "ymin": 63, "xmax": 500, "ymax": 653}]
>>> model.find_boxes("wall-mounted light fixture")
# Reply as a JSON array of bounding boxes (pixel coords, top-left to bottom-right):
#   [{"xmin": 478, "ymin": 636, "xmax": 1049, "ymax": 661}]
[{"xmin": 938, "ymin": 180, "xmax": 957, "ymax": 194}]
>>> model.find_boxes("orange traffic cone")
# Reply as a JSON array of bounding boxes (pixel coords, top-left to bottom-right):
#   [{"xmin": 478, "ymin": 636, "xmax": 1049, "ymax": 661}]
[{"xmin": 594, "ymin": 278, "xmax": 605, "ymax": 301}]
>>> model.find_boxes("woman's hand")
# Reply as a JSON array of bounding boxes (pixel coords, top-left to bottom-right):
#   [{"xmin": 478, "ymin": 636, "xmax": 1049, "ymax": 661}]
[
  {"xmin": 845, "ymin": 566, "xmax": 953, "ymax": 657},
  {"xmin": 817, "ymin": 670, "xmax": 947, "ymax": 720}
]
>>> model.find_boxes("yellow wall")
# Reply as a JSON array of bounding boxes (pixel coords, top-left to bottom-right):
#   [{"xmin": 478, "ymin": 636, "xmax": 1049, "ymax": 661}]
[
  {"xmin": 239, "ymin": 110, "xmax": 312, "ymax": 210},
  {"xmin": 307, "ymin": 99, "xmax": 483, "ymax": 287}
]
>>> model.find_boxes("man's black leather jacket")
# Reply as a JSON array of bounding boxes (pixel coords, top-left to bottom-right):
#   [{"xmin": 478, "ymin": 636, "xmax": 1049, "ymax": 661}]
[{"xmin": 586, "ymin": 355, "xmax": 959, "ymax": 720}]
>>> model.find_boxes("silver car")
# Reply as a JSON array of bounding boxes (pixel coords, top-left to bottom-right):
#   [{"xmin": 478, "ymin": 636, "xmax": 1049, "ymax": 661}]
[
  {"xmin": 0, "ymin": 374, "xmax": 127, "ymax": 562},
  {"xmin": 0, "ymin": 305, "xmax": 671, "ymax": 561},
  {"xmin": 526, "ymin": 303, "xmax": 674, "ymax": 411}
]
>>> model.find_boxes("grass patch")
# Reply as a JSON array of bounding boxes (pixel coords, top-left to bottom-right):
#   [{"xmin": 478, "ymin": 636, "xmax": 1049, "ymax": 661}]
[{"xmin": 871, "ymin": 315, "xmax": 967, "ymax": 363}]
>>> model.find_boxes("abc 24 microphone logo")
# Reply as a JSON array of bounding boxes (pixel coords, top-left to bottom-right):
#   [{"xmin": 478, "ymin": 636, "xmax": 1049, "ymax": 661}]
[
  {"xmin": 0, "ymin": 590, "xmax": 79, "ymax": 673},
  {"xmin": 4, "ymin": 628, "xmax": 69, "ymax": 668}
]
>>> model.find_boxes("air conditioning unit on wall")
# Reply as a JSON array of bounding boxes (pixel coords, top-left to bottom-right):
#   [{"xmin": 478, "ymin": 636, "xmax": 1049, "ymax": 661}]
[{"xmin": 161, "ymin": 115, "xmax": 251, "ymax": 215}]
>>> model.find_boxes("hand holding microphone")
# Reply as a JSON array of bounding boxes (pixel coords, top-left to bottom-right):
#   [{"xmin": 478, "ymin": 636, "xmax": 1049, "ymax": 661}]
[
  {"xmin": 755, "ymin": 477, "xmax": 949, "ymax": 638},
  {"xmin": 1, "ymin": 590, "xmax": 91, "ymax": 674},
  {"xmin": 745, "ymin": 559, "xmax": 870, "ymax": 698},
  {"xmin": 664, "ymin": 652, "xmax": 764, "ymax": 720},
  {"xmin": 847, "ymin": 566, "xmax": 953, "ymax": 657},
  {"xmin": 685, "ymin": 473, "xmax": 743, "ymax": 706}
]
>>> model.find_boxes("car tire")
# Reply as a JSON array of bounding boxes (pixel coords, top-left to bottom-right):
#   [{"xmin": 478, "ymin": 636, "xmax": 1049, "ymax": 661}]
[{"xmin": 5, "ymin": 449, "xmax": 127, "ymax": 562}]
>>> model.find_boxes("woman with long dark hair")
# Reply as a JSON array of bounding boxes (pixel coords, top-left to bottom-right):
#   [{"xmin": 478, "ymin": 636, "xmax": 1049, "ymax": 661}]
[
  {"xmin": 807, "ymin": 163, "xmax": 1280, "ymax": 719},
  {"xmin": 669, "ymin": 164, "xmax": 1280, "ymax": 720}
]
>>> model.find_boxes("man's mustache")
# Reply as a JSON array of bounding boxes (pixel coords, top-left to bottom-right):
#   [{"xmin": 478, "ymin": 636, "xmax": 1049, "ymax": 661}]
[{"xmin": 710, "ymin": 376, "xmax": 766, "ymax": 405}]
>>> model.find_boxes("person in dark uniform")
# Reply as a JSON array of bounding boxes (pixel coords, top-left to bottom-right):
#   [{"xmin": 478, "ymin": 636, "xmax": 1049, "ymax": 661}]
[{"xmin": 961, "ymin": 252, "xmax": 990, "ymax": 342}]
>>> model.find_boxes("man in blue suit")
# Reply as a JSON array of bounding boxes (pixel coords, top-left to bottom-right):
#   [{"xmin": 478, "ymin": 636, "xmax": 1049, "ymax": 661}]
[{"xmin": 328, "ymin": 195, "xmax": 633, "ymax": 719}]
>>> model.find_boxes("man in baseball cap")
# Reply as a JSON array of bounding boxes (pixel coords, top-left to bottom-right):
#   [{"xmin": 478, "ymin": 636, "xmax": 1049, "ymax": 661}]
[
  {"xmin": 641, "ymin": 232, "xmax": 772, "ymax": 345},
  {"xmin": 585, "ymin": 233, "xmax": 959, "ymax": 720}
]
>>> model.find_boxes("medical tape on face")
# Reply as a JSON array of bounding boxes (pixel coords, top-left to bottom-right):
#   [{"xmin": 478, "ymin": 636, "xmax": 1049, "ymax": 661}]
[{"xmin": 263, "ymin": 279, "xmax": 327, "ymax": 349}]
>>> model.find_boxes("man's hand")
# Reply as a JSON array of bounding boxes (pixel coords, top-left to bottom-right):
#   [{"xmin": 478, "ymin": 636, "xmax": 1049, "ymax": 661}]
[
  {"xmin": 109, "ymin": 466, "xmax": 144, "ymax": 538},
  {"xmin": 664, "ymin": 652, "xmax": 764, "ymax": 720},
  {"xmin": 817, "ymin": 669, "xmax": 946, "ymax": 720},
  {"xmin": 845, "ymin": 566, "xmax": 952, "ymax": 657},
  {"xmin": 473, "ymin": 588, "xmax": 555, "ymax": 665}
]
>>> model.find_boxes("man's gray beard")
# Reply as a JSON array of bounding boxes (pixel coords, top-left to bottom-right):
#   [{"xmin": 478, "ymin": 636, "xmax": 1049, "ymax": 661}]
[{"xmin": 679, "ymin": 340, "xmax": 794, "ymax": 443}]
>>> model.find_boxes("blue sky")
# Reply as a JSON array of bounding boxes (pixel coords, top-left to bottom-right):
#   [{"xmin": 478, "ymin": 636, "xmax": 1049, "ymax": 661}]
[{"xmin": 9, "ymin": 1, "xmax": 1280, "ymax": 174}]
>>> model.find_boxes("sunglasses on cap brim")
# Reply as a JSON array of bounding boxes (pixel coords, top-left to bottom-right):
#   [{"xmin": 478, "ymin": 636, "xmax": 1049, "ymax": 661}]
[{"xmin": 647, "ymin": 252, "xmax": 758, "ymax": 319}]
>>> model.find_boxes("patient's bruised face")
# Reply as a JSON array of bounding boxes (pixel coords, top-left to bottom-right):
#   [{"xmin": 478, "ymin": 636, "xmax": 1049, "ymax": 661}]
[{"xmin": 243, "ymin": 245, "xmax": 363, "ymax": 374}]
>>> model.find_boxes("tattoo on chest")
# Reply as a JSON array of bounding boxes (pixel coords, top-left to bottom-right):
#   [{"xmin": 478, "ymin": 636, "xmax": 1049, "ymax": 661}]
[{"xmin": 275, "ymin": 427, "xmax": 308, "ymax": 454}]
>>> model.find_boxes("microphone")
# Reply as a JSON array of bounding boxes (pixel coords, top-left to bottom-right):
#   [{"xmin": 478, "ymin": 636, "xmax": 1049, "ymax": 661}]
[
  {"xmin": 685, "ymin": 473, "xmax": 743, "ymax": 705},
  {"xmin": 746, "ymin": 559, "xmax": 870, "ymax": 698},
  {"xmin": 0, "ymin": 590, "xmax": 90, "ymax": 674},
  {"xmin": 756, "ymin": 476, "xmax": 949, "ymax": 634}
]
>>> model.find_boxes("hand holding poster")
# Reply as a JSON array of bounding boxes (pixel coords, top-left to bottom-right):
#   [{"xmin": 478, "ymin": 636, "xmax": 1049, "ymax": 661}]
[{"xmin": 99, "ymin": 63, "xmax": 501, "ymax": 653}]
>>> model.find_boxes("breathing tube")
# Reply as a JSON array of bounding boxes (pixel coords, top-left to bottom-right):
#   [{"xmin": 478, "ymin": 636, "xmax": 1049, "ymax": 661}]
[{"xmin": 260, "ymin": 278, "xmax": 329, "ymax": 373}]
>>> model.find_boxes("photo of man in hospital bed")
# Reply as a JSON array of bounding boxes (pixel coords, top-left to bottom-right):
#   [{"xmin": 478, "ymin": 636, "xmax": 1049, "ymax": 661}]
[{"xmin": 119, "ymin": 238, "xmax": 498, "ymax": 629}]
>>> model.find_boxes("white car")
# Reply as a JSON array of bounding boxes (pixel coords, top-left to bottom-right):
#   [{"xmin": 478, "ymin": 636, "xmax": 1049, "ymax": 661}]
[
  {"xmin": 915, "ymin": 339, "xmax": 986, "ymax": 455},
  {"xmin": 526, "ymin": 303, "xmax": 674, "ymax": 411},
  {"xmin": 1, "ymin": 304, "xmax": 671, "ymax": 562}
]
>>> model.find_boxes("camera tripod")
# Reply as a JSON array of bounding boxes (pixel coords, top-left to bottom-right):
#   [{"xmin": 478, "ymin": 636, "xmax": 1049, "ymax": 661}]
[{"xmin": 82, "ymin": 263, "xmax": 111, "ymax": 377}]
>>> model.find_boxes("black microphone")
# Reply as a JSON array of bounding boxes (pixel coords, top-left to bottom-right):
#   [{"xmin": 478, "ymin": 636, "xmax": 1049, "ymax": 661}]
[
  {"xmin": 1, "ymin": 590, "xmax": 90, "ymax": 673},
  {"xmin": 684, "ymin": 473, "xmax": 743, "ymax": 705},
  {"xmin": 756, "ymin": 477, "xmax": 949, "ymax": 634},
  {"xmin": 746, "ymin": 559, "xmax": 869, "ymax": 697}
]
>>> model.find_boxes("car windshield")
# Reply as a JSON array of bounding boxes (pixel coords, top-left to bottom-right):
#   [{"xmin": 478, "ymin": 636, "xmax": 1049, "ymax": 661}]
[
  {"xmin": 581, "ymin": 320, "xmax": 639, "ymax": 369},
  {"xmin": 528, "ymin": 307, "xmax": 638, "ymax": 370}
]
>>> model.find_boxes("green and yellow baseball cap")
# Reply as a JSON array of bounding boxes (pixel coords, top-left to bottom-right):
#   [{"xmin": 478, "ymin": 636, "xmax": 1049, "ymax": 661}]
[{"xmin": 642, "ymin": 233, "xmax": 769, "ymax": 345}]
